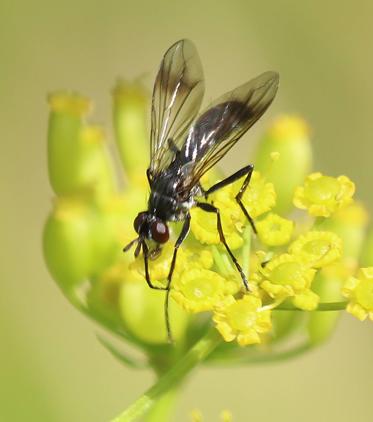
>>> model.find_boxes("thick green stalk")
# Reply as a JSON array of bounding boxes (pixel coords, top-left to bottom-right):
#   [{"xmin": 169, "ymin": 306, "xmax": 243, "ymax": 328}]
[
  {"xmin": 143, "ymin": 388, "xmax": 179, "ymax": 422},
  {"xmin": 110, "ymin": 328, "xmax": 222, "ymax": 422}
]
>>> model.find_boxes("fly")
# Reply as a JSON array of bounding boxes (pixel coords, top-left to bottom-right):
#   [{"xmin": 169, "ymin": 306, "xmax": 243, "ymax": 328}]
[{"xmin": 123, "ymin": 39, "xmax": 279, "ymax": 342}]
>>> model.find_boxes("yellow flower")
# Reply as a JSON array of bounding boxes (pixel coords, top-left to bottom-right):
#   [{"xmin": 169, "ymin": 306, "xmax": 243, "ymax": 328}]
[
  {"xmin": 293, "ymin": 172, "xmax": 355, "ymax": 217},
  {"xmin": 171, "ymin": 268, "xmax": 227, "ymax": 313},
  {"xmin": 342, "ymin": 267, "xmax": 373, "ymax": 321},
  {"xmin": 190, "ymin": 206, "xmax": 243, "ymax": 250},
  {"xmin": 232, "ymin": 171, "xmax": 276, "ymax": 219},
  {"xmin": 256, "ymin": 213, "xmax": 294, "ymax": 246},
  {"xmin": 289, "ymin": 231, "xmax": 342, "ymax": 268},
  {"xmin": 213, "ymin": 295, "xmax": 272, "ymax": 346},
  {"xmin": 259, "ymin": 254, "xmax": 318, "ymax": 309}
]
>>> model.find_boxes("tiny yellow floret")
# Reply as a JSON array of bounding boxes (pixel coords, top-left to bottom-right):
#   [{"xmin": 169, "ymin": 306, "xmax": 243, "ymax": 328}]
[
  {"xmin": 256, "ymin": 213, "xmax": 294, "ymax": 246},
  {"xmin": 259, "ymin": 254, "xmax": 318, "ymax": 309},
  {"xmin": 289, "ymin": 231, "xmax": 342, "ymax": 268},
  {"xmin": 293, "ymin": 172, "xmax": 355, "ymax": 217},
  {"xmin": 342, "ymin": 267, "xmax": 373, "ymax": 321},
  {"xmin": 213, "ymin": 295, "xmax": 272, "ymax": 346},
  {"xmin": 172, "ymin": 268, "xmax": 227, "ymax": 313},
  {"xmin": 234, "ymin": 171, "xmax": 276, "ymax": 219}
]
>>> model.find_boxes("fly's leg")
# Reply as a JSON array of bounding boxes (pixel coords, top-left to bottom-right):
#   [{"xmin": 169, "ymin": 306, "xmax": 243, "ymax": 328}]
[
  {"xmin": 196, "ymin": 202, "xmax": 250, "ymax": 291},
  {"xmin": 164, "ymin": 214, "xmax": 191, "ymax": 343},
  {"xmin": 204, "ymin": 164, "xmax": 257, "ymax": 234},
  {"xmin": 142, "ymin": 241, "xmax": 167, "ymax": 290}
]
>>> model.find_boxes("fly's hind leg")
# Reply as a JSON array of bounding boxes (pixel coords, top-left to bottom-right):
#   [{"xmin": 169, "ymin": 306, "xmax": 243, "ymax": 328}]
[
  {"xmin": 196, "ymin": 202, "xmax": 250, "ymax": 291},
  {"xmin": 203, "ymin": 164, "xmax": 256, "ymax": 234}
]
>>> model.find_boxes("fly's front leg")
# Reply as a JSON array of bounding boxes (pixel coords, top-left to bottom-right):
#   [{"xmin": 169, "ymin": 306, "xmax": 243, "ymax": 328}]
[
  {"xmin": 164, "ymin": 214, "xmax": 191, "ymax": 342},
  {"xmin": 142, "ymin": 241, "xmax": 167, "ymax": 290},
  {"xmin": 204, "ymin": 164, "xmax": 257, "ymax": 234},
  {"xmin": 196, "ymin": 202, "xmax": 250, "ymax": 291}
]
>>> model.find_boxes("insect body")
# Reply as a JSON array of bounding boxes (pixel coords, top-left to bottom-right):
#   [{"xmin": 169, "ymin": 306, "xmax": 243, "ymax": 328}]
[{"xmin": 123, "ymin": 39, "xmax": 279, "ymax": 341}]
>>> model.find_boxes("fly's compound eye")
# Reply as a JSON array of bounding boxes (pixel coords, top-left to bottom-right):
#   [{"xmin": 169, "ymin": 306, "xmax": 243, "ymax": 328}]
[
  {"xmin": 134, "ymin": 212, "xmax": 148, "ymax": 234},
  {"xmin": 150, "ymin": 220, "xmax": 169, "ymax": 244}
]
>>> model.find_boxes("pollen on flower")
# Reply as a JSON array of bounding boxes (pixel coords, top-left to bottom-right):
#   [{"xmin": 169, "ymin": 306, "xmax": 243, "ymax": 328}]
[
  {"xmin": 48, "ymin": 91, "xmax": 92, "ymax": 116},
  {"xmin": 293, "ymin": 172, "xmax": 355, "ymax": 217},
  {"xmin": 256, "ymin": 213, "xmax": 294, "ymax": 246},
  {"xmin": 289, "ymin": 231, "xmax": 342, "ymax": 268},
  {"xmin": 342, "ymin": 267, "xmax": 373, "ymax": 321},
  {"xmin": 171, "ymin": 268, "xmax": 227, "ymax": 313},
  {"xmin": 259, "ymin": 253, "xmax": 317, "ymax": 308},
  {"xmin": 213, "ymin": 295, "xmax": 272, "ymax": 346}
]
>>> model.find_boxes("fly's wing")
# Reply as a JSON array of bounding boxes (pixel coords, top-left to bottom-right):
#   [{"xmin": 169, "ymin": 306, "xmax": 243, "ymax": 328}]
[
  {"xmin": 179, "ymin": 71, "xmax": 279, "ymax": 191},
  {"xmin": 150, "ymin": 39, "xmax": 205, "ymax": 177}
]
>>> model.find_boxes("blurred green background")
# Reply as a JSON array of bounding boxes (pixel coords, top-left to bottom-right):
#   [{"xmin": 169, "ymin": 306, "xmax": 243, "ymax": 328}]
[{"xmin": 1, "ymin": 0, "xmax": 372, "ymax": 420}]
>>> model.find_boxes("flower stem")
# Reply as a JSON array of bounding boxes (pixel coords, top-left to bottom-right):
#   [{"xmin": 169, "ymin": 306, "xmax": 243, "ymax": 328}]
[
  {"xmin": 110, "ymin": 327, "xmax": 222, "ymax": 422},
  {"xmin": 275, "ymin": 301, "xmax": 347, "ymax": 311},
  {"xmin": 143, "ymin": 388, "xmax": 179, "ymax": 422}
]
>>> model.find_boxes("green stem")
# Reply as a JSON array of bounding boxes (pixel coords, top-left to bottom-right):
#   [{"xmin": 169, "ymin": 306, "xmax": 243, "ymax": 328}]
[
  {"xmin": 143, "ymin": 388, "xmax": 179, "ymax": 422},
  {"xmin": 275, "ymin": 301, "xmax": 347, "ymax": 311},
  {"xmin": 110, "ymin": 328, "xmax": 222, "ymax": 422}
]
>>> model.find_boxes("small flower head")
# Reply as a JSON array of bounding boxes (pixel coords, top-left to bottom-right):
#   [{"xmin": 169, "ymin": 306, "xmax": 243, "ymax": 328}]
[
  {"xmin": 259, "ymin": 254, "xmax": 317, "ymax": 309},
  {"xmin": 234, "ymin": 171, "xmax": 276, "ymax": 219},
  {"xmin": 342, "ymin": 267, "xmax": 373, "ymax": 321},
  {"xmin": 256, "ymin": 213, "xmax": 294, "ymax": 246},
  {"xmin": 190, "ymin": 206, "xmax": 243, "ymax": 250},
  {"xmin": 293, "ymin": 172, "xmax": 355, "ymax": 217},
  {"xmin": 213, "ymin": 295, "xmax": 272, "ymax": 346},
  {"xmin": 172, "ymin": 268, "xmax": 228, "ymax": 313},
  {"xmin": 289, "ymin": 231, "xmax": 342, "ymax": 268}
]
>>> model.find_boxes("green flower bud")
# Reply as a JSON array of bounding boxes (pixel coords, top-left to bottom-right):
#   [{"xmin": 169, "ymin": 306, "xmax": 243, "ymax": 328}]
[
  {"xmin": 307, "ymin": 270, "xmax": 344, "ymax": 345},
  {"xmin": 254, "ymin": 115, "xmax": 312, "ymax": 213},
  {"xmin": 47, "ymin": 93, "xmax": 116, "ymax": 200},
  {"xmin": 43, "ymin": 198, "xmax": 116, "ymax": 292},
  {"xmin": 112, "ymin": 81, "xmax": 149, "ymax": 179},
  {"xmin": 43, "ymin": 198, "xmax": 97, "ymax": 291},
  {"xmin": 119, "ymin": 281, "xmax": 189, "ymax": 344}
]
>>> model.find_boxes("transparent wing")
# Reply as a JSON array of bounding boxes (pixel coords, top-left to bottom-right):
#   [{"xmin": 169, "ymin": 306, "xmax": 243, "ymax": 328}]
[
  {"xmin": 179, "ymin": 71, "xmax": 279, "ymax": 191},
  {"xmin": 150, "ymin": 39, "xmax": 205, "ymax": 176}
]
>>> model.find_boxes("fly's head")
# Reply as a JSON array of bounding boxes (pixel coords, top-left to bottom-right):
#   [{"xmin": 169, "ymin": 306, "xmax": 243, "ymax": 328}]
[{"xmin": 123, "ymin": 211, "xmax": 169, "ymax": 259}]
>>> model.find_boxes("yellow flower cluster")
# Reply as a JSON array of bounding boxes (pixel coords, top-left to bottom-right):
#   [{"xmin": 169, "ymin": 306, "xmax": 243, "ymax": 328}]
[
  {"xmin": 124, "ymin": 168, "xmax": 353, "ymax": 345},
  {"xmin": 45, "ymin": 87, "xmax": 370, "ymax": 350}
]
